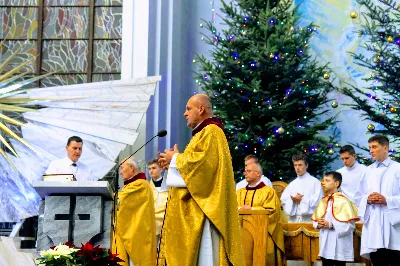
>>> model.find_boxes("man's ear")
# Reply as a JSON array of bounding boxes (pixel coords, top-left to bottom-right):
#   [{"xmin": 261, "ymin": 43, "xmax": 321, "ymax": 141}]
[{"xmin": 198, "ymin": 104, "xmax": 206, "ymax": 115}]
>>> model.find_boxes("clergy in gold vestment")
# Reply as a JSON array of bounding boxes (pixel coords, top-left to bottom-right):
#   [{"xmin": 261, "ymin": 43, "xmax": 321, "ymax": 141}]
[
  {"xmin": 113, "ymin": 157, "xmax": 156, "ymax": 266},
  {"xmin": 158, "ymin": 94, "xmax": 245, "ymax": 266},
  {"xmin": 237, "ymin": 162, "xmax": 285, "ymax": 266}
]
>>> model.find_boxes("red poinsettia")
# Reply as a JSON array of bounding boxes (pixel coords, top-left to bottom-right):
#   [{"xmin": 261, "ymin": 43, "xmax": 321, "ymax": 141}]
[
  {"xmin": 76, "ymin": 242, "xmax": 106, "ymax": 260},
  {"xmin": 107, "ymin": 249, "xmax": 125, "ymax": 263}
]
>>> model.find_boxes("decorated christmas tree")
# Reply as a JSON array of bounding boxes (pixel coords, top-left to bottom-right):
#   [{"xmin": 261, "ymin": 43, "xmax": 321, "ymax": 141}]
[
  {"xmin": 195, "ymin": 0, "xmax": 339, "ymax": 182},
  {"xmin": 342, "ymin": 0, "xmax": 400, "ymax": 160}
]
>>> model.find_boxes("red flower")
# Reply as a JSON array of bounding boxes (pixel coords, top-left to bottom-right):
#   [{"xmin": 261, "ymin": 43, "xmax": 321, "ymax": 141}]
[
  {"xmin": 65, "ymin": 241, "xmax": 75, "ymax": 248},
  {"xmin": 76, "ymin": 242, "xmax": 106, "ymax": 261},
  {"xmin": 107, "ymin": 249, "xmax": 125, "ymax": 263}
]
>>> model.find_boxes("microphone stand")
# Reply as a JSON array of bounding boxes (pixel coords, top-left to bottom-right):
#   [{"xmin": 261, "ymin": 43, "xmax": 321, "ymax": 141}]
[{"xmin": 111, "ymin": 130, "xmax": 166, "ymax": 253}]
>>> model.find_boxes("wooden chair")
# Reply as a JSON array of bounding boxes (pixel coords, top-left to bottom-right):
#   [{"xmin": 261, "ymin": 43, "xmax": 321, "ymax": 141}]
[
  {"xmin": 272, "ymin": 181, "xmax": 288, "ymax": 199},
  {"xmin": 272, "ymin": 181, "xmax": 289, "ymax": 223}
]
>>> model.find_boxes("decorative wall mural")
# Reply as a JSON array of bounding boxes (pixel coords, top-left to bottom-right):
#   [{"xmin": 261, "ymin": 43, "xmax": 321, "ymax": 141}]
[{"xmin": 295, "ymin": 0, "xmax": 373, "ymax": 155}]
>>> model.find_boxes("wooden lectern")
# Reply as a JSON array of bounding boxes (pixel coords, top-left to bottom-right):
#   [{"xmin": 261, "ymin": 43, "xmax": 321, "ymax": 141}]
[{"xmin": 239, "ymin": 209, "xmax": 272, "ymax": 266}]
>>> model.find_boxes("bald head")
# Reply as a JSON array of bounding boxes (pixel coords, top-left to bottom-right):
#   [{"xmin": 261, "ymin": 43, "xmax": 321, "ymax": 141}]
[
  {"xmin": 190, "ymin": 94, "xmax": 213, "ymax": 116},
  {"xmin": 184, "ymin": 94, "xmax": 214, "ymax": 128}
]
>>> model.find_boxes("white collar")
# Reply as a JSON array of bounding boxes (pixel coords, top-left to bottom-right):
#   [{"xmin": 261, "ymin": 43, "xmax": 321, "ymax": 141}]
[
  {"xmin": 297, "ymin": 172, "xmax": 310, "ymax": 179},
  {"xmin": 248, "ymin": 179, "xmax": 263, "ymax": 188},
  {"xmin": 65, "ymin": 157, "xmax": 79, "ymax": 166},
  {"xmin": 375, "ymin": 156, "xmax": 391, "ymax": 167},
  {"xmin": 345, "ymin": 161, "xmax": 361, "ymax": 170},
  {"xmin": 152, "ymin": 176, "xmax": 163, "ymax": 182}
]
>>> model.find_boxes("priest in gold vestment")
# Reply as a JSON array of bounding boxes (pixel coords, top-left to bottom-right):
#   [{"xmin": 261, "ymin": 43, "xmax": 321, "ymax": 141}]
[
  {"xmin": 237, "ymin": 162, "xmax": 285, "ymax": 266},
  {"xmin": 113, "ymin": 157, "xmax": 156, "ymax": 266},
  {"xmin": 158, "ymin": 94, "xmax": 245, "ymax": 266}
]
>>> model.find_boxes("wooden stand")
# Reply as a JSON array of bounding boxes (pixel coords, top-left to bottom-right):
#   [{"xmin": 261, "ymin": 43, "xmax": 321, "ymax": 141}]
[
  {"xmin": 239, "ymin": 209, "xmax": 272, "ymax": 266},
  {"xmin": 283, "ymin": 222, "xmax": 371, "ymax": 266}
]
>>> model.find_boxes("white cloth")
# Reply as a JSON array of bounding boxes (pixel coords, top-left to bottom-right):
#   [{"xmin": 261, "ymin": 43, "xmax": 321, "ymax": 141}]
[
  {"xmin": 236, "ymin": 175, "xmax": 272, "ymax": 190},
  {"xmin": 0, "ymin": 237, "xmax": 35, "ymax": 266},
  {"xmin": 337, "ymin": 162, "xmax": 366, "ymax": 202},
  {"xmin": 313, "ymin": 200, "xmax": 355, "ymax": 261},
  {"xmin": 354, "ymin": 157, "xmax": 400, "ymax": 259},
  {"xmin": 280, "ymin": 172, "xmax": 324, "ymax": 222},
  {"xmin": 166, "ymin": 153, "xmax": 219, "ymax": 265},
  {"xmin": 45, "ymin": 157, "xmax": 95, "ymax": 181}
]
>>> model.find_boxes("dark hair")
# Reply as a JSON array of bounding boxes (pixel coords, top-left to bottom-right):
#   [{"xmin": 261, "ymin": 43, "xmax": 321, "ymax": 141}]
[
  {"xmin": 244, "ymin": 155, "xmax": 258, "ymax": 162},
  {"xmin": 324, "ymin": 171, "xmax": 342, "ymax": 188},
  {"xmin": 339, "ymin": 145, "xmax": 356, "ymax": 155},
  {"xmin": 368, "ymin": 135, "xmax": 389, "ymax": 148},
  {"xmin": 67, "ymin": 136, "xmax": 83, "ymax": 146},
  {"xmin": 147, "ymin": 158, "xmax": 159, "ymax": 166},
  {"xmin": 291, "ymin": 153, "xmax": 308, "ymax": 165}
]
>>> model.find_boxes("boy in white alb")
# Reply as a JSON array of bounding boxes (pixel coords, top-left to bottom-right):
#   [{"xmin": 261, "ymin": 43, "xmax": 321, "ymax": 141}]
[
  {"xmin": 312, "ymin": 171, "xmax": 359, "ymax": 266},
  {"xmin": 336, "ymin": 145, "xmax": 366, "ymax": 202}
]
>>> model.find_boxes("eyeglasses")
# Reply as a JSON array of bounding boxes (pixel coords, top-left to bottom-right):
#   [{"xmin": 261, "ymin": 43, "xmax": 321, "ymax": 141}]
[{"xmin": 243, "ymin": 169, "xmax": 258, "ymax": 173}]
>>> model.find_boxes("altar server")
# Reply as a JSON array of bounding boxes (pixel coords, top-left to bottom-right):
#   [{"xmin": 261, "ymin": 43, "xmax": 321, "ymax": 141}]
[
  {"xmin": 312, "ymin": 171, "xmax": 359, "ymax": 266},
  {"xmin": 280, "ymin": 153, "xmax": 324, "ymax": 222}
]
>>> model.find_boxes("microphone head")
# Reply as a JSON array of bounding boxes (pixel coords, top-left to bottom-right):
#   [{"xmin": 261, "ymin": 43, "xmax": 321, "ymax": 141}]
[{"xmin": 157, "ymin": 129, "xmax": 167, "ymax": 137}]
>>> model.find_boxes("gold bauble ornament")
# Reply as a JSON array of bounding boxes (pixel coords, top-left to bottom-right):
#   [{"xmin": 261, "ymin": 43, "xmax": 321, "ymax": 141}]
[
  {"xmin": 350, "ymin": 11, "xmax": 358, "ymax": 19},
  {"xmin": 269, "ymin": 53, "xmax": 274, "ymax": 59},
  {"xmin": 390, "ymin": 107, "xmax": 397, "ymax": 113},
  {"xmin": 323, "ymin": 73, "xmax": 330, "ymax": 79},
  {"xmin": 277, "ymin": 127, "xmax": 285, "ymax": 134},
  {"xmin": 367, "ymin": 124, "xmax": 375, "ymax": 131},
  {"xmin": 388, "ymin": 36, "xmax": 394, "ymax": 43},
  {"xmin": 331, "ymin": 100, "xmax": 339, "ymax": 108},
  {"xmin": 328, "ymin": 149, "xmax": 334, "ymax": 155}
]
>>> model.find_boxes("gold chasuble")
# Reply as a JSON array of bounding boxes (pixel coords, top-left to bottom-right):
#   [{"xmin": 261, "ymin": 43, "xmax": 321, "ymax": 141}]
[
  {"xmin": 113, "ymin": 173, "xmax": 156, "ymax": 266},
  {"xmin": 311, "ymin": 192, "xmax": 359, "ymax": 222},
  {"xmin": 158, "ymin": 118, "xmax": 245, "ymax": 266},
  {"xmin": 237, "ymin": 183, "xmax": 285, "ymax": 266}
]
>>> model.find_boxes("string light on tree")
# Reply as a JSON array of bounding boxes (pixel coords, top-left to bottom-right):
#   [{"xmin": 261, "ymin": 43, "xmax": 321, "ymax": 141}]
[{"xmin": 331, "ymin": 100, "xmax": 339, "ymax": 108}]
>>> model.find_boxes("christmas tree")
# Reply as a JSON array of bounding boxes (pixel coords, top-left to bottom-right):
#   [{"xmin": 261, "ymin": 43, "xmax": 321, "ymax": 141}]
[
  {"xmin": 341, "ymin": 0, "xmax": 400, "ymax": 159},
  {"xmin": 195, "ymin": 0, "xmax": 339, "ymax": 182}
]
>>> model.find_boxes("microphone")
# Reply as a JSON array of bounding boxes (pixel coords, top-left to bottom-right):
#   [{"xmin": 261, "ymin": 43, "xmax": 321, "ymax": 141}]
[
  {"xmin": 157, "ymin": 129, "xmax": 167, "ymax": 137},
  {"xmin": 119, "ymin": 129, "xmax": 168, "ymax": 167}
]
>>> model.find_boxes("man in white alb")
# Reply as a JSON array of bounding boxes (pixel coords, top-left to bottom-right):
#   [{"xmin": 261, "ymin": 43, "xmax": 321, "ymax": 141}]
[
  {"xmin": 355, "ymin": 135, "xmax": 400, "ymax": 265},
  {"xmin": 147, "ymin": 159, "xmax": 168, "ymax": 244},
  {"xmin": 236, "ymin": 155, "xmax": 273, "ymax": 190},
  {"xmin": 280, "ymin": 153, "xmax": 324, "ymax": 222},
  {"xmin": 336, "ymin": 145, "xmax": 366, "ymax": 202},
  {"xmin": 45, "ymin": 136, "xmax": 95, "ymax": 181}
]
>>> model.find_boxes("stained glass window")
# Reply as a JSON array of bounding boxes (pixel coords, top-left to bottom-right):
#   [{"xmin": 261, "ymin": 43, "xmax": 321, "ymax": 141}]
[{"xmin": 0, "ymin": 0, "xmax": 122, "ymax": 87}]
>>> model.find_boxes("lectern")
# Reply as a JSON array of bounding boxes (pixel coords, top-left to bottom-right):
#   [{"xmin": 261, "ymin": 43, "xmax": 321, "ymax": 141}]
[
  {"xmin": 239, "ymin": 209, "xmax": 272, "ymax": 266},
  {"xmin": 33, "ymin": 181, "xmax": 114, "ymax": 252}
]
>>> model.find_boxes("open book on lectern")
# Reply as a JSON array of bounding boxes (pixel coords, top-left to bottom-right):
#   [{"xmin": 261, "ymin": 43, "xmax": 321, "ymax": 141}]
[{"xmin": 42, "ymin": 174, "xmax": 75, "ymax": 181}]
